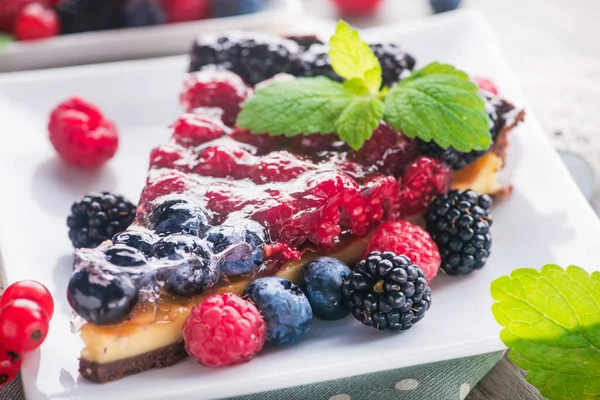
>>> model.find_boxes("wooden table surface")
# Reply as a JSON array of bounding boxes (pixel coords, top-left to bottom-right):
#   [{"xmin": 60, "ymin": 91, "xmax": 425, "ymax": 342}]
[{"xmin": 301, "ymin": 0, "xmax": 600, "ymax": 399}]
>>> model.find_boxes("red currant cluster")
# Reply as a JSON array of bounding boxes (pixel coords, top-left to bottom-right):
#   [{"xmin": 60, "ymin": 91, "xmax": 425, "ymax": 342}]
[{"xmin": 0, "ymin": 280, "xmax": 53, "ymax": 388}]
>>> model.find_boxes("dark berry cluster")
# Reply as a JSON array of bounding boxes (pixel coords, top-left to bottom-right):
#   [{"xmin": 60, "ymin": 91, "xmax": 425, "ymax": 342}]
[
  {"xmin": 342, "ymin": 251, "xmax": 431, "ymax": 331},
  {"xmin": 67, "ymin": 192, "xmax": 136, "ymax": 248},
  {"xmin": 425, "ymin": 190, "xmax": 493, "ymax": 275}
]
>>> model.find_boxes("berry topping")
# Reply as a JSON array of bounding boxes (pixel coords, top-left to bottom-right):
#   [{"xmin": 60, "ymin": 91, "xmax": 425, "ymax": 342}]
[
  {"xmin": 300, "ymin": 257, "xmax": 351, "ymax": 321},
  {"xmin": 0, "ymin": 343, "xmax": 21, "ymax": 389},
  {"xmin": 188, "ymin": 32, "xmax": 299, "ymax": 86},
  {"xmin": 195, "ymin": 145, "xmax": 256, "ymax": 179},
  {"xmin": 161, "ymin": 0, "xmax": 210, "ymax": 23},
  {"xmin": 204, "ymin": 219, "xmax": 266, "ymax": 276},
  {"xmin": 67, "ymin": 265, "xmax": 139, "ymax": 325},
  {"xmin": 425, "ymin": 190, "xmax": 493, "ymax": 276},
  {"xmin": 250, "ymin": 151, "xmax": 310, "ymax": 183},
  {"xmin": 183, "ymin": 293, "xmax": 266, "ymax": 367},
  {"xmin": 14, "ymin": 3, "xmax": 60, "ymax": 41},
  {"xmin": 366, "ymin": 221, "xmax": 441, "ymax": 282},
  {"xmin": 151, "ymin": 234, "xmax": 203, "ymax": 260},
  {"xmin": 149, "ymin": 196, "xmax": 210, "ymax": 237},
  {"xmin": 211, "ymin": 0, "xmax": 264, "ymax": 17},
  {"xmin": 123, "ymin": 0, "xmax": 165, "ymax": 28},
  {"xmin": 285, "ymin": 35, "xmax": 323, "ymax": 51},
  {"xmin": 48, "ymin": 97, "xmax": 119, "ymax": 169},
  {"xmin": 0, "ymin": 299, "xmax": 49, "ymax": 352},
  {"xmin": 342, "ymin": 251, "xmax": 432, "ymax": 331},
  {"xmin": 472, "ymin": 77, "xmax": 499, "ymax": 95},
  {"xmin": 398, "ymin": 156, "xmax": 453, "ymax": 216},
  {"xmin": 104, "ymin": 245, "xmax": 149, "ymax": 267},
  {"xmin": 112, "ymin": 229, "xmax": 158, "ymax": 255},
  {"xmin": 242, "ymin": 277, "xmax": 312, "ymax": 345},
  {"xmin": 0, "ymin": 280, "xmax": 54, "ymax": 320},
  {"xmin": 170, "ymin": 113, "xmax": 228, "ymax": 148},
  {"xmin": 67, "ymin": 192, "xmax": 136, "ymax": 248},
  {"xmin": 180, "ymin": 70, "xmax": 252, "ymax": 126}
]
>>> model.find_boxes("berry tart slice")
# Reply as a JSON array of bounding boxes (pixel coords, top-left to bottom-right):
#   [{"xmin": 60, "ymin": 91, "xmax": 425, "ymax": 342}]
[{"xmin": 68, "ymin": 23, "xmax": 524, "ymax": 383}]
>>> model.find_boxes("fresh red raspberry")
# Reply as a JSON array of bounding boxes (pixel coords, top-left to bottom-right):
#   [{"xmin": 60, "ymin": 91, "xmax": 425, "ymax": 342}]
[
  {"xmin": 180, "ymin": 69, "xmax": 252, "ymax": 126},
  {"xmin": 14, "ymin": 3, "xmax": 59, "ymax": 41},
  {"xmin": 472, "ymin": 77, "xmax": 499, "ymax": 95},
  {"xmin": 250, "ymin": 151, "xmax": 310, "ymax": 184},
  {"xmin": 0, "ymin": 299, "xmax": 49, "ymax": 353},
  {"xmin": 48, "ymin": 97, "xmax": 118, "ymax": 169},
  {"xmin": 366, "ymin": 221, "xmax": 441, "ymax": 282},
  {"xmin": 0, "ymin": 343, "xmax": 20, "ymax": 389},
  {"xmin": 361, "ymin": 174, "xmax": 401, "ymax": 222},
  {"xmin": 0, "ymin": 280, "xmax": 54, "ymax": 320},
  {"xmin": 195, "ymin": 145, "xmax": 256, "ymax": 179},
  {"xmin": 331, "ymin": 0, "xmax": 383, "ymax": 15},
  {"xmin": 171, "ymin": 113, "xmax": 228, "ymax": 148},
  {"xmin": 0, "ymin": 0, "xmax": 40, "ymax": 32},
  {"xmin": 161, "ymin": 0, "xmax": 210, "ymax": 23},
  {"xmin": 183, "ymin": 293, "xmax": 266, "ymax": 367},
  {"xmin": 398, "ymin": 156, "xmax": 453, "ymax": 216}
]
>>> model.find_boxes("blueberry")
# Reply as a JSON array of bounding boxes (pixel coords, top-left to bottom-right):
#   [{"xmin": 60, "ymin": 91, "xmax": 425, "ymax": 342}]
[
  {"xmin": 150, "ymin": 196, "xmax": 210, "ymax": 237},
  {"xmin": 242, "ymin": 277, "xmax": 312, "ymax": 345},
  {"xmin": 67, "ymin": 266, "xmax": 139, "ymax": 325},
  {"xmin": 124, "ymin": 0, "xmax": 165, "ymax": 27},
  {"xmin": 112, "ymin": 230, "xmax": 158, "ymax": 255},
  {"xmin": 104, "ymin": 244, "xmax": 149, "ymax": 267},
  {"xmin": 151, "ymin": 234, "xmax": 203, "ymax": 260},
  {"xmin": 211, "ymin": 0, "xmax": 265, "ymax": 18},
  {"xmin": 204, "ymin": 220, "xmax": 266, "ymax": 276},
  {"xmin": 158, "ymin": 241, "xmax": 219, "ymax": 296},
  {"xmin": 429, "ymin": 0, "xmax": 462, "ymax": 13},
  {"xmin": 300, "ymin": 257, "xmax": 351, "ymax": 321}
]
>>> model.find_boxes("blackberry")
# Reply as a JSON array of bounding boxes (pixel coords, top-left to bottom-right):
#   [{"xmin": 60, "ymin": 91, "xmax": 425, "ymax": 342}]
[
  {"xmin": 67, "ymin": 192, "xmax": 136, "ymax": 249},
  {"xmin": 285, "ymin": 35, "xmax": 324, "ymax": 51},
  {"xmin": 56, "ymin": 0, "xmax": 126, "ymax": 34},
  {"xmin": 341, "ymin": 251, "xmax": 431, "ymax": 331},
  {"xmin": 425, "ymin": 190, "xmax": 493, "ymax": 276},
  {"xmin": 291, "ymin": 43, "xmax": 416, "ymax": 87},
  {"xmin": 188, "ymin": 32, "xmax": 299, "ymax": 86},
  {"xmin": 418, "ymin": 94, "xmax": 516, "ymax": 170}
]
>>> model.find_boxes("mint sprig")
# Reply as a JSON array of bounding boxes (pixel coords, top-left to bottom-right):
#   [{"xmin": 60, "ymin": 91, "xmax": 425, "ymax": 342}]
[
  {"xmin": 236, "ymin": 20, "xmax": 491, "ymax": 152},
  {"xmin": 491, "ymin": 265, "xmax": 600, "ymax": 400}
]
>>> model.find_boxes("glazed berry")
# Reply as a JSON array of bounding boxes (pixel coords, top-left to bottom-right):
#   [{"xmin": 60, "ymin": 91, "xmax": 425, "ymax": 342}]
[
  {"xmin": 180, "ymin": 69, "xmax": 252, "ymax": 126},
  {"xmin": 0, "ymin": 299, "xmax": 49, "ymax": 353},
  {"xmin": 67, "ymin": 192, "xmax": 136, "ymax": 248},
  {"xmin": 204, "ymin": 220, "xmax": 266, "ymax": 276},
  {"xmin": 0, "ymin": 344, "xmax": 20, "ymax": 389},
  {"xmin": 425, "ymin": 190, "xmax": 493, "ymax": 275},
  {"xmin": 285, "ymin": 35, "xmax": 323, "ymax": 51},
  {"xmin": 159, "ymin": 240, "xmax": 219, "ymax": 297},
  {"xmin": 242, "ymin": 277, "xmax": 312, "ymax": 345},
  {"xmin": 170, "ymin": 112, "xmax": 228, "ymax": 147},
  {"xmin": 0, "ymin": 0, "xmax": 38, "ymax": 32},
  {"xmin": 291, "ymin": 44, "xmax": 342, "ymax": 82},
  {"xmin": 0, "ymin": 280, "xmax": 54, "ymax": 320},
  {"xmin": 472, "ymin": 77, "xmax": 498, "ymax": 95},
  {"xmin": 124, "ymin": 0, "xmax": 165, "ymax": 27},
  {"xmin": 104, "ymin": 245, "xmax": 149, "ymax": 267},
  {"xmin": 369, "ymin": 43, "xmax": 416, "ymax": 87},
  {"xmin": 14, "ymin": 3, "xmax": 60, "ymax": 41},
  {"xmin": 188, "ymin": 32, "xmax": 299, "ymax": 86},
  {"xmin": 151, "ymin": 234, "xmax": 203, "ymax": 260},
  {"xmin": 48, "ymin": 97, "xmax": 119, "ymax": 169},
  {"xmin": 112, "ymin": 230, "xmax": 158, "ymax": 255},
  {"xmin": 161, "ymin": 0, "xmax": 210, "ymax": 23},
  {"xmin": 430, "ymin": 0, "xmax": 462, "ymax": 13},
  {"xmin": 398, "ymin": 156, "xmax": 453, "ymax": 216},
  {"xmin": 300, "ymin": 257, "xmax": 351, "ymax": 321},
  {"xmin": 67, "ymin": 265, "xmax": 139, "ymax": 325},
  {"xmin": 150, "ymin": 196, "xmax": 210, "ymax": 236},
  {"xmin": 342, "ymin": 251, "xmax": 432, "ymax": 331},
  {"xmin": 183, "ymin": 293, "xmax": 266, "ymax": 367},
  {"xmin": 56, "ymin": 0, "xmax": 125, "ymax": 34},
  {"xmin": 210, "ymin": 0, "xmax": 264, "ymax": 17},
  {"xmin": 332, "ymin": 0, "xmax": 383, "ymax": 15}
]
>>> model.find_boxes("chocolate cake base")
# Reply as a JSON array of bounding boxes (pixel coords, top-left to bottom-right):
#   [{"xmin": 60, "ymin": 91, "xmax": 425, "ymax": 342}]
[{"xmin": 80, "ymin": 341, "xmax": 188, "ymax": 383}]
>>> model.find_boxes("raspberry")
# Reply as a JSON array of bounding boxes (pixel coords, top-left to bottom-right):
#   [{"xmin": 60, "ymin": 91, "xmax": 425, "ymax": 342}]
[
  {"xmin": 230, "ymin": 128, "xmax": 279, "ymax": 151},
  {"xmin": 398, "ymin": 156, "xmax": 453, "ymax": 216},
  {"xmin": 183, "ymin": 293, "xmax": 266, "ymax": 367},
  {"xmin": 14, "ymin": 3, "xmax": 59, "ymax": 40},
  {"xmin": 361, "ymin": 174, "xmax": 401, "ymax": 222},
  {"xmin": 194, "ymin": 145, "xmax": 256, "ymax": 179},
  {"xmin": 48, "ymin": 97, "xmax": 118, "ymax": 169},
  {"xmin": 0, "ymin": 0, "xmax": 38, "ymax": 32},
  {"xmin": 180, "ymin": 70, "xmax": 252, "ymax": 126},
  {"xmin": 250, "ymin": 151, "xmax": 310, "ymax": 183},
  {"xmin": 366, "ymin": 221, "xmax": 441, "ymax": 282},
  {"xmin": 472, "ymin": 77, "xmax": 499, "ymax": 95},
  {"xmin": 161, "ymin": 0, "xmax": 210, "ymax": 23},
  {"xmin": 149, "ymin": 143, "xmax": 186, "ymax": 170},
  {"xmin": 170, "ymin": 113, "xmax": 228, "ymax": 148}
]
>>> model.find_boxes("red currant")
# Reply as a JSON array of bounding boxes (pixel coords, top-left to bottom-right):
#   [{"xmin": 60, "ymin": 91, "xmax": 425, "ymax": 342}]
[
  {"xmin": 0, "ymin": 344, "xmax": 20, "ymax": 389},
  {"xmin": 331, "ymin": 0, "xmax": 383, "ymax": 15},
  {"xmin": 0, "ymin": 299, "xmax": 49, "ymax": 353},
  {"xmin": 0, "ymin": 280, "xmax": 54, "ymax": 320}
]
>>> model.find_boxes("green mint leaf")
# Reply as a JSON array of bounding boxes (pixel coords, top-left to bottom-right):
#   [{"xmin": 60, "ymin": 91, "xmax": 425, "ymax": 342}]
[
  {"xmin": 236, "ymin": 77, "xmax": 354, "ymax": 136},
  {"xmin": 336, "ymin": 96, "xmax": 383, "ymax": 150},
  {"xmin": 383, "ymin": 62, "xmax": 491, "ymax": 152},
  {"xmin": 343, "ymin": 78, "xmax": 370, "ymax": 96},
  {"xmin": 329, "ymin": 20, "xmax": 382, "ymax": 93},
  {"xmin": 0, "ymin": 34, "xmax": 12, "ymax": 54},
  {"xmin": 491, "ymin": 265, "xmax": 600, "ymax": 400}
]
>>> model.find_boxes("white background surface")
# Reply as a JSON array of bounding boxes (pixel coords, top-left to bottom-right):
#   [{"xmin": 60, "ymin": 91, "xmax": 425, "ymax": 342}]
[{"xmin": 0, "ymin": 10, "xmax": 598, "ymax": 400}]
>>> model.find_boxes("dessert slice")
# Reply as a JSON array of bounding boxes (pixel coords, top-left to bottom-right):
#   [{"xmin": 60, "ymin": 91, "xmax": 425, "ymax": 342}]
[{"xmin": 68, "ymin": 30, "xmax": 525, "ymax": 383}]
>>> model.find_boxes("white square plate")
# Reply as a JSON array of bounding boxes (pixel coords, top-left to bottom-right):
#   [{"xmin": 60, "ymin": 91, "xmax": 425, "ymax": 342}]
[
  {"xmin": 0, "ymin": 9, "xmax": 598, "ymax": 400},
  {"xmin": 0, "ymin": 0, "xmax": 302, "ymax": 73}
]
